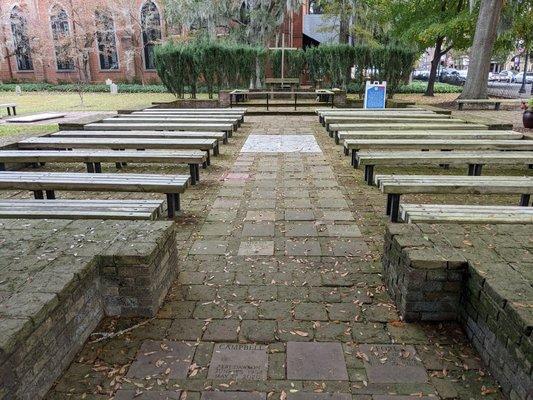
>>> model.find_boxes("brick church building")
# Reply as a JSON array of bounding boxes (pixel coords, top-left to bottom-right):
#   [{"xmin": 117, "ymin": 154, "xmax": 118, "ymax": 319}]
[{"xmin": 0, "ymin": 0, "xmax": 331, "ymax": 84}]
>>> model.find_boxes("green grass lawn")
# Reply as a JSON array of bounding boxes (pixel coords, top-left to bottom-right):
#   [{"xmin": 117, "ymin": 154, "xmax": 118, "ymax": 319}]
[
  {"xmin": 0, "ymin": 123, "xmax": 58, "ymax": 138},
  {"xmin": 0, "ymin": 92, "xmax": 182, "ymax": 114}
]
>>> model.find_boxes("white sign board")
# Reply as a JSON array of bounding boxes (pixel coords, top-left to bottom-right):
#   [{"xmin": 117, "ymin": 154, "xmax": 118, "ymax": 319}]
[
  {"xmin": 364, "ymin": 81, "xmax": 387, "ymax": 109},
  {"xmin": 105, "ymin": 79, "xmax": 113, "ymax": 86}
]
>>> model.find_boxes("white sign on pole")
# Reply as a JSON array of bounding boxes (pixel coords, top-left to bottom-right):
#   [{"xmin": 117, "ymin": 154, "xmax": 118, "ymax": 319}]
[
  {"xmin": 105, "ymin": 79, "xmax": 113, "ymax": 86},
  {"xmin": 363, "ymin": 81, "xmax": 387, "ymax": 109}
]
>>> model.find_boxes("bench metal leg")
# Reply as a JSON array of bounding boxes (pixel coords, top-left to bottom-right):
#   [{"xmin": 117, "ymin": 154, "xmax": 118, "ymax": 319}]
[
  {"xmin": 45, "ymin": 190, "xmax": 56, "ymax": 199},
  {"xmin": 202, "ymin": 161, "xmax": 207, "ymax": 169},
  {"xmin": 12, "ymin": 107, "xmax": 16, "ymax": 116},
  {"xmin": 468, "ymin": 164, "xmax": 475, "ymax": 176},
  {"xmin": 386, "ymin": 194, "xmax": 393, "ymax": 216},
  {"xmin": 86, "ymin": 162, "xmax": 95, "ymax": 173},
  {"xmin": 166, "ymin": 193, "xmax": 176, "ymax": 218},
  {"xmin": 195, "ymin": 164, "xmax": 200, "ymax": 182},
  {"xmin": 0, "ymin": 162, "xmax": 5, "ymax": 171},
  {"xmin": 7, "ymin": 107, "xmax": 11, "ymax": 116},
  {"xmin": 474, "ymin": 164, "xmax": 483, "ymax": 176},
  {"xmin": 351, "ymin": 150, "xmax": 359, "ymax": 168},
  {"xmin": 189, "ymin": 164, "xmax": 197, "ymax": 185},
  {"xmin": 458, "ymin": 103, "xmax": 463, "ymax": 111},
  {"xmin": 174, "ymin": 193, "xmax": 180, "ymax": 211},
  {"xmin": 33, "ymin": 190, "xmax": 44, "ymax": 199},
  {"xmin": 213, "ymin": 143, "xmax": 220, "ymax": 156},
  {"xmin": 335, "ymin": 132, "xmax": 340, "ymax": 145},
  {"xmin": 365, "ymin": 165, "xmax": 375, "ymax": 185},
  {"xmin": 223, "ymin": 134, "xmax": 228, "ymax": 144},
  {"xmin": 495, "ymin": 103, "xmax": 501, "ymax": 111},
  {"xmin": 94, "ymin": 162, "xmax": 102, "ymax": 173},
  {"xmin": 520, "ymin": 194, "xmax": 531, "ymax": 206},
  {"xmin": 227, "ymin": 130, "xmax": 233, "ymax": 139},
  {"xmin": 115, "ymin": 162, "xmax": 122, "ymax": 169},
  {"xmin": 344, "ymin": 147, "xmax": 349, "ymax": 156},
  {"xmin": 206, "ymin": 151, "xmax": 211, "ymax": 166},
  {"xmin": 328, "ymin": 128, "xmax": 333, "ymax": 138},
  {"xmin": 389, "ymin": 194, "xmax": 401, "ymax": 222}
]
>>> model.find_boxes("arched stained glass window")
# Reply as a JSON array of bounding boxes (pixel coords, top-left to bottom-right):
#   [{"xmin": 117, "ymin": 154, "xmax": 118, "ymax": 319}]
[
  {"xmin": 50, "ymin": 5, "xmax": 74, "ymax": 70},
  {"xmin": 95, "ymin": 10, "xmax": 119, "ymax": 70},
  {"xmin": 141, "ymin": 1, "xmax": 162, "ymax": 70},
  {"xmin": 10, "ymin": 6, "xmax": 33, "ymax": 71}
]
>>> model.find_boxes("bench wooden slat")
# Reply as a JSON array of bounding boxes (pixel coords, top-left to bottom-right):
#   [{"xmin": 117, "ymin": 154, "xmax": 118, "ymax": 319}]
[
  {"xmin": 337, "ymin": 130, "xmax": 523, "ymax": 141},
  {"xmin": 0, "ymin": 199, "xmax": 164, "ymax": 220},
  {"xmin": 325, "ymin": 116, "xmax": 452, "ymax": 125},
  {"xmin": 344, "ymin": 139, "xmax": 533, "ymax": 152},
  {"xmin": 105, "ymin": 117, "xmax": 239, "ymax": 124},
  {"xmin": 330, "ymin": 123, "xmax": 487, "ymax": 133},
  {"xmin": 357, "ymin": 151, "xmax": 533, "ymax": 165},
  {"xmin": 85, "ymin": 122, "xmax": 234, "ymax": 133},
  {"xmin": 400, "ymin": 204, "xmax": 533, "ymax": 224},
  {"xmin": 18, "ymin": 137, "xmax": 218, "ymax": 152},
  {"xmin": 52, "ymin": 130, "xmax": 227, "ymax": 143}
]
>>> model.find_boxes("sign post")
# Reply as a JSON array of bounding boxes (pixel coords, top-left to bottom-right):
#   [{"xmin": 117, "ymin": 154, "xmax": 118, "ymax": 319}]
[{"xmin": 364, "ymin": 81, "xmax": 387, "ymax": 109}]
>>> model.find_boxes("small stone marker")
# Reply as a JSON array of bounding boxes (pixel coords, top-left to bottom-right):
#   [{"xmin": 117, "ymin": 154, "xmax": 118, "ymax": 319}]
[
  {"xmin": 114, "ymin": 390, "xmax": 182, "ymax": 400},
  {"xmin": 357, "ymin": 344, "xmax": 428, "ymax": 384},
  {"xmin": 15, "ymin": 85, "xmax": 21, "ymax": 95},
  {"xmin": 201, "ymin": 392, "xmax": 266, "ymax": 400},
  {"xmin": 286, "ymin": 342, "xmax": 348, "ymax": 380},
  {"xmin": 110, "ymin": 83, "xmax": 118, "ymax": 94},
  {"xmin": 126, "ymin": 340, "xmax": 194, "ymax": 379},
  {"xmin": 207, "ymin": 343, "xmax": 268, "ymax": 380}
]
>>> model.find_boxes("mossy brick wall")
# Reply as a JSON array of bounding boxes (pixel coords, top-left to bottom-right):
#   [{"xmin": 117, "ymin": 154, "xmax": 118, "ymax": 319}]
[
  {"xmin": 0, "ymin": 219, "xmax": 179, "ymax": 400},
  {"xmin": 382, "ymin": 223, "xmax": 533, "ymax": 400}
]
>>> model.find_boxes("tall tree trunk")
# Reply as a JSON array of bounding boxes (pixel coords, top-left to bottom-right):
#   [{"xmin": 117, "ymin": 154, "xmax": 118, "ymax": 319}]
[
  {"xmin": 425, "ymin": 37, "xmax": 444, "ymax": 97},
  {"xmin": 460, "ymin": 0, "xmax": 504, "ymax": 99},
  {"xmin": 339, "ymin": 0, "xmax": 350, "ymax": 44},
  {"xmin": 519, "ymin": 51, "xmax": 529, "ymax": 94}
]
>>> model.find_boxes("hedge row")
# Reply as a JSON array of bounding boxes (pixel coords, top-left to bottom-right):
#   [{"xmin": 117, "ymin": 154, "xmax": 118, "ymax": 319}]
[
  {"xmin": 154, "ymin": 42, "xmax": 419, "ymax": 98},
  {"xmin": 347, "ymin": 80, "xmax": 463, "ymax": 94},
  {"xmin": 0, "ymin": 83, "xmax": 168, "ymax": 93}
]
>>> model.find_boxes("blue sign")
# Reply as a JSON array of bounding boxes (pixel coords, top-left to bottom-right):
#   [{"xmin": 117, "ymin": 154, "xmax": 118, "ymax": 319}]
[{"xmin": 364, "ymin": 81, "xmax": 387, "ymax": 109}]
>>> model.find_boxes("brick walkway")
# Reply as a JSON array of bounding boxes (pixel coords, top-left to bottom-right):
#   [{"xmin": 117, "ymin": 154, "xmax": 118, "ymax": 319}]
[{"xmin": 46, "ymin": 115, "xmax": 503, "ymax": 400}]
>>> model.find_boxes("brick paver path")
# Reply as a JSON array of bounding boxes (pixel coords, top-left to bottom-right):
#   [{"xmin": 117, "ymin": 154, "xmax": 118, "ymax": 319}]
[{"xmin": 47, "ymin": 116, "xmax": 502, "ymax": 399}]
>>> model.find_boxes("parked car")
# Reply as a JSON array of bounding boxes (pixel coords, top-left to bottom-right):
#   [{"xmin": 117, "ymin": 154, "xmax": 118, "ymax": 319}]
[
  {"xmin": 495, "ymin": 70, "xmax": 517, "ymax": 83},
  {"xmin": 513, "ymin": 72, "xmax": 533, "ymax": 84},
  {"xmin": 488, "ymin": 72, "xmax": 497, "ymax": 81},
  {"xmin": 412, "ymin": 69, "xmax": 430, "ymax": 81},
  {"xmin": 440, "ymin": 69, "xmax": 466, "ymax": 86}
]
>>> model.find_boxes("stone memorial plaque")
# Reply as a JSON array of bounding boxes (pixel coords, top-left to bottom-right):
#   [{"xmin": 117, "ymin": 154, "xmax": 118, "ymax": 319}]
[
  {"xmin": 114, "ymin": 390, "xmax": 181, "ymax": 400},
  {"xmin": 126, "ymin": 340, "xmax": 194, "ymax": 379},
  {"xmin": 373, "ymin": 396, "xmax": 434, "ymax": 400},
  {"xmin": 201, "ymin": 392, "xmax": 266, "ymax": 400},
  {"xmin": 286, "ymin": 342, "xmax": 348, "ymax": 380},
  {"xmin": 207, "ymin": 343, "xmax": 268, "ymax": 380},
  {"xmin": 288, "ymin": 394, "xmax": 352, "ymax": 400},
  {"xmin": 358, "ymin": 344, "xmax": 428, "ymax": 384}
]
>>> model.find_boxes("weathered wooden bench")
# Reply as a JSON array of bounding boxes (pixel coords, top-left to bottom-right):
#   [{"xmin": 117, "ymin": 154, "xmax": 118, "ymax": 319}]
[
  {"xmin": 374, "ymin": 174, "xmax": 533, "ymax": 222},
  {"xmin": 142, "ymin": 108, "xmax": 247, "ymax": 113},
  {"xmin": 337, "ymin": 130, "xmax": 523, "ymax": 143},
  {"xmin": 329, "ymin": 123, "xmax": 487, "ymax": 138},
  {"xmin": 0, "ymin": 149, "xmax": 207, "ymax": 185},
  {"xmin": 0, "ymin": 172, "xmax": 190, "ymax": 218},
  {"xmin": 53, "ymin": 130, "xmax": 229, "ymax": 144},
  {"xmin": 356, "ymin": 150, "xmax": 533, "ymax": 184},
  {"xmin": 399, "ymin": 204, "xmax": 533, "ymax": 224},
  {"xmin": 457, "ymin": 99, "xmax": 522, "ymax": 110},
  {"xmin": 103, "ymin": 116, "xmax": 240, "ymax": 131},
  {"xmin": 0, "ymin": 199, "xmax": 164, "ymax": 220},
  {"xmin": 18, "ymin": 137, "xmax": 219, "ymax": 165},
  {"xmin": 0, "ymin": 103, "xmax": 17, "ymax": 116},
  {"xmin": 344, "ymin": 139, "xmax": 533, "ymax": 167},
  {"xmin": 324, "ymin": 115, "xmax": 451, "ymax": 129},
  {"xmin": 131, "ymin": 111, "xmax": 245, "ymax": 125},
  {"xmin": 85, "ymin": 122, "xmax": 235, "ymax": 137},
  {"xmin": 316, "ymin": 108, "xmax": 434, "ymax": 123}
]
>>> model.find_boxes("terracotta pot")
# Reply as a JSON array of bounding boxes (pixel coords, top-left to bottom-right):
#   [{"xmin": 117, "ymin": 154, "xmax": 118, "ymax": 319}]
[{"xmin": 524, "ymin": 110, "xmax": 533, "ymax": 129}]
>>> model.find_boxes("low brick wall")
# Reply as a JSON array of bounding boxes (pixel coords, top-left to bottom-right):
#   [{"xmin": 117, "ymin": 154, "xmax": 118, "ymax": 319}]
[
  {"xmin": 0, "ymin": 219, "xmax": 179, "ymax": 399},
  {"xmin": 382, "ymin": 223, "xmax": 533, "ymax": 400}
]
